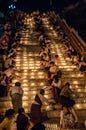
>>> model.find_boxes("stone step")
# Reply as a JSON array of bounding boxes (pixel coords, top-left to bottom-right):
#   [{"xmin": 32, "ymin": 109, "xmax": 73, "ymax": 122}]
[
  {"xmin": 46, "ymin": 108, "xmax": 86, "ymax": 121},
  {"xmin": 0, "ymin": 16, "xmax": 86, "ymax": 128},
  {"xmin": 43, "ymin": 118, "xmax": 86, "ymax": 130}
]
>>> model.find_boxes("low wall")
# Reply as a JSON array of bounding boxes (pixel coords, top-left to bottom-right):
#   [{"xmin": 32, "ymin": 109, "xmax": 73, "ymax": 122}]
[{"xmin": 49, "ymin": 12, "xmax": 86, "ymax": 59}]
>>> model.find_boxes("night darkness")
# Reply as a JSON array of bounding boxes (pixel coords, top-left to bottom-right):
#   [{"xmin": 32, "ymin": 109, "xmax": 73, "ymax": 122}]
[
  {"xmin": 0, "ymin": 0, "xmax": 86, "ymax": 41},
  {"xmin": 0, "ymin": 0, "xmax": 81, "ymax": 12}
]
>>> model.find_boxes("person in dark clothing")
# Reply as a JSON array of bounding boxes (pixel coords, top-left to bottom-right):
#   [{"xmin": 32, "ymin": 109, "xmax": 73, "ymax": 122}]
[
  {"xmin": 30, "ymin": 89, "xmax": 50, "ymax": 125},
  {"xmin": 31, "ymin": 123, "xmax": 45, "ymax": 130},
  {"xmin": 16, "ymin": 108, "xmax": 29, "ymax": 130},
  {"xmin": 51, "ymin": 76, "xmax": 62, "ymax": 103},
  {"xmin": 59, "ymin": 82, "xmax": 75, "ymax": 107}
]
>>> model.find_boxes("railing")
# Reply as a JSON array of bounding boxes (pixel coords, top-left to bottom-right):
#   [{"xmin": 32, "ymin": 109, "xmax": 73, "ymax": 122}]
[
  {"xmin": 61, "ymin": 19, "xmax": 71, "ymax": 35},
  {"xmin": 49, "ymin": 12, "xmax": 86, "ymax": 59},
  {"xmin": 69, "ymin": 28, "xmax": 86, "ymax": 57}
]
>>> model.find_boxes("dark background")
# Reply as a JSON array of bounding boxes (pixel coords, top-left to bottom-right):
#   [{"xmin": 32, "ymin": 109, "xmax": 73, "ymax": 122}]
[
  {"xmin": 0, "ymin": 0, "xmax": 86, "ymax": 41},
  {"xmin": 0, "ymin": 0, "xmax": 81, "ymax": 12}
]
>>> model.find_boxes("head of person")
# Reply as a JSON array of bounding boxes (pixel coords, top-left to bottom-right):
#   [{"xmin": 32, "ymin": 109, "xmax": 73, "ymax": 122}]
[
  {"xmin": 65, "ymin": 82, "xmax": 70, "ymax": 87},
  {"xmin": 18, "ymin": 108, "xmax": 25, "ymax": 114},
  {"xmin": 62, "ymin": 106, "xmax": 69, "ymax": 114},
  {"xmin": 8, "ymin": 65, "xmax": 14, "ymax": 69},
  {"xmin": 43, "ymin": 53, "xmax": 47, "ymax": 56},
  {"xmin": 55, "ymin": 54, "xmax": 58, "ymax": 58},
  {"xmin": 15, "ymin": 82, "xmax": 21, "ymax": 87},
  {"xmin": 31, "ymin": 123, "xmax": 45, "ymax": 130},
  {"xmin": 56, "ymin": 70, "xmax": 63, "ymax": 78},
  {"xmin": 50, "ymin": 61, "xmax": 55, "ymax": 66},
  {"xmin": 0, "ymin": 73, "xmax": 6, "ymax": 80},
  {"xmin": 40, "ymin": 89, "xmax": 45, "ymax": 95},
  {"xmin": 54, "ymin": 76, "xmax": 59, "ymax": 82},
  {"xmin": 5, "ymin": 109, "xmax": 15, "ymax": 119}
]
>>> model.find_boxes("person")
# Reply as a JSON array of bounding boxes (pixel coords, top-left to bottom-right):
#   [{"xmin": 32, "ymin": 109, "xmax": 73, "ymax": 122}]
[
  {"xmin": 51, "ymin": 76, "xmax": 62, "ymax": 103},
  {"xmin": 52, "ymin": 54, "xmax": 59, "ymax": 66},
  {"xmin": 16, "ymin": 108, "xmax": 32, "ymax": 130},
  {"xmin": 78, "ymin": 59, "xmax": 86, "ymax": 73},
  {"xmin": 49, "ymin": 61, "xmax": 58, "ymax": 79},
  {"xmin": 40, "ymin": 52, "xmax": 50, "ymax": 70},
  {"xmin": 9, "ymin": 82, "xmax": 23, "ymax": 113},
  {"xmin": 31, "ymin": 123, "xmax": 45, "ymax": 130},
  {"xmin": 3, "ymin": 65, "xmax": 14, "ymax": 78},
  {"xmin": 30, "ymin": 89, "xmax": 50, "ymax": 125},
  {"xmin": 3, "ymin": 65, "xmax": 21, "ymax": 83},
  {"xmin": 0, "ymin": 74, "xmax": 8, "ymax": 97},
  {"xmin": 59, "ymin": 82, "xmax": 75, "ymax": 107},
  {"xmin": 0, "ymin": 109, "xmax": 15, "ymax": 130},
  {"xmin": 4, "ymin": 56, "xmax": 15, "ymax": 70},
  {"xmin": 59, "ymin": 106, "xmax": 78, "ymax": 130},
  {"xmin": 85, "ymin": 120, "xmax": 86, "ymax": 128}
]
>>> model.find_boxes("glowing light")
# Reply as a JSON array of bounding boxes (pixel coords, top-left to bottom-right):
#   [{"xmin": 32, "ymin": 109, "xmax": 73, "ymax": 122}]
[
  {"xmin": 30, "ymin": 76, "xmax": 35, "ymax": 79},
  {"xmin": 39, "ymin": 82, "xmax": 45, "ymax": 86},
  {"xmin": 23, "ymin": 72, "xmax": 28, "ymax": 76},
  {"xmin": 22, "ymin": 83, "xmax": 28, "ymax": 87},
  {"xmin": 38, "ymin": 72, "xmax": 44, "ymax": 75},
  {"xmin": 73, "ymin": 81, "xmax": 79, "ymax": 84},
  {"xmin": 22, "ymin": 79, "xmax": 28, "ymax": 83},
  {"xmin": 30, "ymin": 83, "xmax": 35, "ymax": 86}
]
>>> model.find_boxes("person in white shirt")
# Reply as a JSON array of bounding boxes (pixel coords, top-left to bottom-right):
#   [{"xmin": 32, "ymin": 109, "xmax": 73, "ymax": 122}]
[{"xmin": 9, "ymin": 82, "xmax": 23, "ymax": 113}]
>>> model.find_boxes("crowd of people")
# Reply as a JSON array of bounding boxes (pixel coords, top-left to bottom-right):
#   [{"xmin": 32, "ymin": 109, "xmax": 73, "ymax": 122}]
[
  {"xmin": 36, "ymin": 12, "xmax": 79, "ymax": 129},
  {"xmin": 0, "ymin": 10, "xmax": 24, "ymax": 97},
  {"xmin": 0, "ymin": 10, "xmax": 86, "ymax": 130}
]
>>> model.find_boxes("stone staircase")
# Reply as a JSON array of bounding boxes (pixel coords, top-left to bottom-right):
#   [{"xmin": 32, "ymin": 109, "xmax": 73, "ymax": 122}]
[
  {"xmin": 0, "ymin": 14, "xmax": 86, "ymax": 129},
  {"xmin": 41, "ymin": 16, "xmax": 86, "ymax": 129}
]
